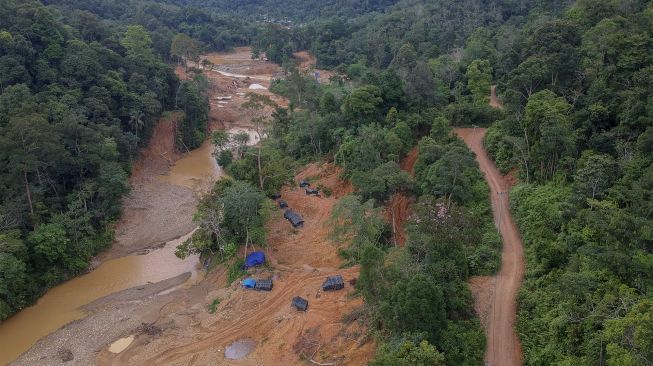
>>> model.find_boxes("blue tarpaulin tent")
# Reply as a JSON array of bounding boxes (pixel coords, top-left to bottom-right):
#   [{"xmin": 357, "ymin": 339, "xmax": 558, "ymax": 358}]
[
  {"xmin": 242, "ymin": 278, "xmax": 256, "ymax": 288},
  {"xmin": 244, "ymin": 251, "xmax": 265, "ymax": 268}
]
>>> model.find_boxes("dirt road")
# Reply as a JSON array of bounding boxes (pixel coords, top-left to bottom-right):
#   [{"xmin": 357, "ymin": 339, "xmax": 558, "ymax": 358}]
[
  {"xmin": 455, "ymin": 128, "xmax": 524, "ymax": 366},
  {"xmin": 385, "ymin": 146, "xmax": 418, "ymax": 246},
  {"xmin": 490, "ymin": 85, "xmax": 503, "ymax": 109}
]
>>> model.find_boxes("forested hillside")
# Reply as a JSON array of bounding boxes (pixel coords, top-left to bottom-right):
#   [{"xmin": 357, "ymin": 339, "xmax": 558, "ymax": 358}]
[
  {"xmin": 214, "ymin": 0, "xmax": 653, "ymax": 364},
  {"xmin": 42, "ymin": 0, "xmax": 255, "ymax": 57},
  {"xmin": 0, "ymin": 0, "xmax": 211, "ymax": 320},
  {"xmin": 160, "ymin": 0, "xmax": 399, "ymax": 22},
  {"xmin": 483, "ymin": 1, "xmax": 653, "ymax": 365},
  {"xmin": 247, "ymin": 0, "xmax": 573, "ymax": 67}
]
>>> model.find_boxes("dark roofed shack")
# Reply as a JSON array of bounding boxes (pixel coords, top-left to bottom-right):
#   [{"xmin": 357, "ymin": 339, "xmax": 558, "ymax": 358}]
[
  {"xmin": 305, "ymin": 188, "xmax": 319, "ymax": 196},
  {"xmin": 278, "ymin": 200, "xmax": 288, "ymax": 208},
  {"xmin": 292, "ymin": 296, "xmax": 308, "ymax": 311},
  {"xmin": 284, "ymin": 209, "xmax": 304, "ymax": 228},
  {"xmin": 299, "ymin": 179, "xmax": 310, "ymax": 188},
  {"xmin": 254, "ymin": 279, "xmax": 273, "ymax": 291},
  {"xmin": 322, "ymin": 275, "xmax": 345, "ymax": 291}
]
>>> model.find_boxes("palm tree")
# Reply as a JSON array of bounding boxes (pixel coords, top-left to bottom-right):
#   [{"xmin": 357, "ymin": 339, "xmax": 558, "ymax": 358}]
[{"xmin": 129, "ymin": 112, "xmax": 145, "ymax": 141}]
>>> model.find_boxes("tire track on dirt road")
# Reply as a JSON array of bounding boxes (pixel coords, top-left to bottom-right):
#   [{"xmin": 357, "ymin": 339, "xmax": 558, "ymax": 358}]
[{"xmin": 455, "ymin": 127, "xmax": 524, "ymax": 366}]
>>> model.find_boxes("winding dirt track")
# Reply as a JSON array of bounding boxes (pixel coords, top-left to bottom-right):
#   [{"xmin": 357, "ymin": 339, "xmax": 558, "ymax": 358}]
[
  {"xmin": 490, "ymin": 85, "xmax": 503, "ymax": 109},
  {"xmin": 455, "ymin": 128, "xmax": 524, "ymax": 366}
]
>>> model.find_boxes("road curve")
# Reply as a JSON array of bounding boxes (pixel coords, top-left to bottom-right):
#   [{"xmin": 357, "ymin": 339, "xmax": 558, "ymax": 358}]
[{"xmin": 455, "ymin": 128, "xmax": 524, "ymax": 366}]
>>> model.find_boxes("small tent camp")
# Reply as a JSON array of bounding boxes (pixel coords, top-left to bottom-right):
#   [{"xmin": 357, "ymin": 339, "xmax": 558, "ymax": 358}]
[
  {"xmin": 284, "ymin": 210, "xmax": 304, "ymax": 228},
  {"xmin": 244, "ymin": 251, "xmax": 265, "ymax": 268}
]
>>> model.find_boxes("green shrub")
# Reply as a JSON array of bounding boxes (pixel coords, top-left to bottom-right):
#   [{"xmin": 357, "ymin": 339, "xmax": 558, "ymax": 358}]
[
  {"xmin": 207, "ymin": 298, "xmax": 221, "ymax": 313},
  {"xmin": 227, "ymin": 258, "xmax": 247, "ymax": 285}
]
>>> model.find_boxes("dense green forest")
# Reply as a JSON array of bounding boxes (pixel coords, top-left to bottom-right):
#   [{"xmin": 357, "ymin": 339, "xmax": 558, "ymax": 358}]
[
  {"xmin": 160, "ymin": 0, "xmax": 399, "ymax": 23},
  {"xmin": 482, "ymin": 1, "xmax": 653, "ymax": 365},
  {"xmin": 0, "ymin": 0, "xmax": 211, "ymax": 320},
  {"xmin": 246, "ymin": 0, "xmax": 573, "ymax": 67},
  {"xmin": 43, "ymin": 0, "xmax": 255, "ymax": 56}
]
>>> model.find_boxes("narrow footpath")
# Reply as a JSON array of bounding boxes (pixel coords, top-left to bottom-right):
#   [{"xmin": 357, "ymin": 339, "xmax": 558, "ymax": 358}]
[{"xmin": 455, "ymin": 128, "xmax": 524, "ymax": 366}]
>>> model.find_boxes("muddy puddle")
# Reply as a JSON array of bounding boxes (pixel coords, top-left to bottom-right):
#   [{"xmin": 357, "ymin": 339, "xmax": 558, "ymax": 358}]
[
  {"xmin": 109, "ymin": 335, "xmax": 135, "ymax": 354},
  {"xmin": 0, "ymin": 233, "xmax": 200, "ymax": 365},
  {"xmin": 214, "ymin": 69, "xmax": 270, "ymax": 81},
  {"xmin": 225, "ymin": 338, "xmax": 257, "ymax": 360},
  {"xmin": 159, "ymin": 128, "xmax": 258, "ymax": 189}
]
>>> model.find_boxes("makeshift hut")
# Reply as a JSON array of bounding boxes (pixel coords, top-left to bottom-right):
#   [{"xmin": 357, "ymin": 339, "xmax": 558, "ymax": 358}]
[
  {"xmin": 322, "ymin": 275, "xmax": 344, "ymax": 291},
  {"xmin": 305, "ymin": 188, "xmax": 319, "ymax": 196},
  {"xmin": 254, "ymin": 279, "xmax": 273, "ymax": 291},
  {"xmin": 284, "ymin": 210, "xmax": 304, "ymax": 228},
  {"xmin": 292, "ymin": 296, "xmax": 308, "ymax": 311},
  {"xmin": 242, "ymin": 278, "xmax": 256, "ymax": 288},
  {"xmin": 299, "ymin": 179, "xmax": 310, "ymax": 188},
  {"xmin": 278, "ymin": 200, "xmax": 288, "ymax": 208},
  {"xmin": 244, "ymin": 251, "xmax": 265, "ymax": 268}
]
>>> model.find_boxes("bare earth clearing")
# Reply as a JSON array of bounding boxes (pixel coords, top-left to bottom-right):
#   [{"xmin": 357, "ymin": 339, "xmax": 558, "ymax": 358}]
[
  {"xmin": 115, "ymin": 164, "xmax": 373, "ymax": 366},
  {"xmin": 489, "ymin": 85, "xmax": 503, "ymax": 109},
  {"xmin": 384, "ymin": 146, "xmax": 418, "ymax": 247},
  {"xmin": 456, "ymin": 127, "xmax": 524, "ymax": 366}
]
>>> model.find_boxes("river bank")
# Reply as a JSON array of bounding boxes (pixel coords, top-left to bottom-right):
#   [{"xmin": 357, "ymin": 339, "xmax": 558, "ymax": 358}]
[{"xmin": 2, "ymin": 124, "xmax": 213, "ymax": 365}]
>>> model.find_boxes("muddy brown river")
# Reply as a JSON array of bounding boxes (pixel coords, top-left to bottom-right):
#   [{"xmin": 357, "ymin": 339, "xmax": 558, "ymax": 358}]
[
  {"xmin": 160, "ymin": 139, "xmax": 222, "ymax": 189},
  {"xmin": 0, "ymin": 141, "xmax": 223, "ymax": 365}
]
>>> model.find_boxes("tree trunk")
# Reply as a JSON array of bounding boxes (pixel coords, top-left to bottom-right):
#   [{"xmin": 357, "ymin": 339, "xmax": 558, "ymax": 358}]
[
  {"xmin": 447, "ymin": 170, "xmax": 459, "ymax": 209},
  {"xmin": 391, "ymin": 209, "xmax": 397, "ymax": 247},
  {"xmin": 23, "ymin": 170, "xmax": 34, "ymax": 216},
  {"xmin": 244, "ymin": 228, "xmax": 250, "ymax": 258},
  {"xmin": 257, "ymin": 144, "xmax": 264, "ymax": 190}
]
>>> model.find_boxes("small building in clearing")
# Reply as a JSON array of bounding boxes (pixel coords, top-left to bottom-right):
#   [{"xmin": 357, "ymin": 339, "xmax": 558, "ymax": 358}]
[{"xmin": 284, "ymin": 210, "xmax": 304, "ymax": 228}]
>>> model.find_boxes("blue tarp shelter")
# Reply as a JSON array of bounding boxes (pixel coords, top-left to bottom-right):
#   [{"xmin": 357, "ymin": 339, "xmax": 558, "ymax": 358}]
[
  {"xmin": 244, "ymin": 251, "xmax": 265, "ymax": 268},
  {"xmin": 242, "ymin": 278, "xmax": 256, "ymax": 288}
]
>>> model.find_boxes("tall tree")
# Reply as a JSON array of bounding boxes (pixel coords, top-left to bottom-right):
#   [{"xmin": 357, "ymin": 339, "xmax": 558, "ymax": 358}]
[
  {"xmin": 1, "ymin": 113, "xmax": 65, "ymax": 217},
  {"xmin": 121, "ymin": 25, "xmax": 154, "ymax": 62},
  {"xmin": 466, "ymin": 59, "xmax": 492, "ymax": 104},
  {"xmin": 170, "ymin": 33, "xmax": 201, "ymax": 69}
]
